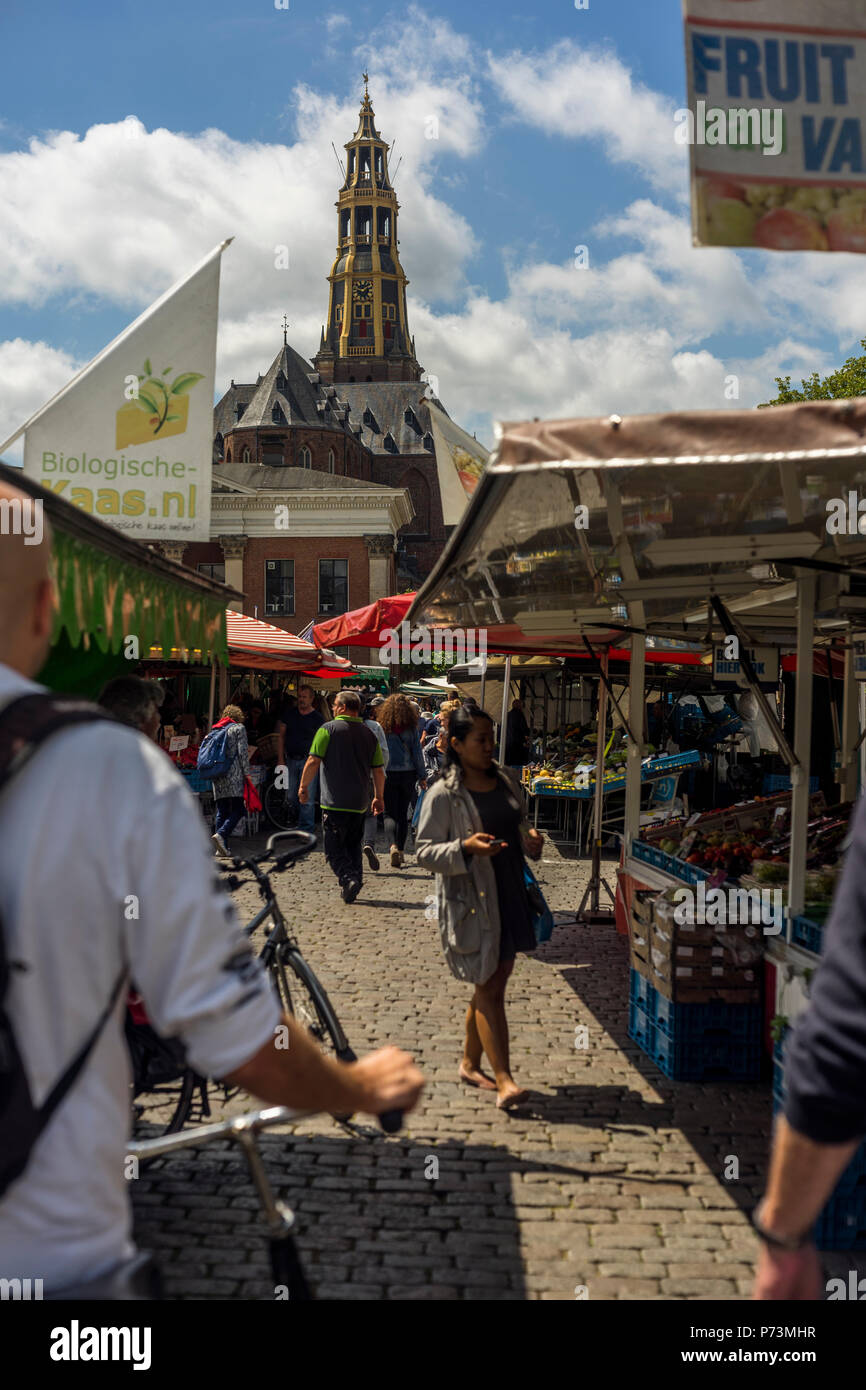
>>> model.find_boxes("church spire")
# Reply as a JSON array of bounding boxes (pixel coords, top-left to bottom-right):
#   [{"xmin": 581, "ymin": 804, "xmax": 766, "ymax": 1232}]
[{"xmin": 314, "ymin": 84, "xmax": 421, "ymax": 384}]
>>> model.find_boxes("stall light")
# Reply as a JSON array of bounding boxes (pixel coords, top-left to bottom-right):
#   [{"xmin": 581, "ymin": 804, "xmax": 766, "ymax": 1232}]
[{"xmin": 642, "ymin": 533, "xmax": 820, "ymax": 567}]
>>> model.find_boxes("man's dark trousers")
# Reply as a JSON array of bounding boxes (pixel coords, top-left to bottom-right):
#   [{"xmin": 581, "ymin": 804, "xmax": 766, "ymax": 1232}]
[{"xmin": 323, "ymin": 810, "xmax": 365, "ymax": 888}]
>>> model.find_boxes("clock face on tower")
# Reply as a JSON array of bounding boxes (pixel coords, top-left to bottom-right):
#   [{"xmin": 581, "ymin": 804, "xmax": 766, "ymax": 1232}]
[{"xmin": 353, "ymin": 280, "xmax": 374, "ymax": 303}]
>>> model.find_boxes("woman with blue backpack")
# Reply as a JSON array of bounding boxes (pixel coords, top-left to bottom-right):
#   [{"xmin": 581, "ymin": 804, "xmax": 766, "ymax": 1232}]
[{"xmin": 197, "ymin": 704, "xmax": 252, "ymax": 857}]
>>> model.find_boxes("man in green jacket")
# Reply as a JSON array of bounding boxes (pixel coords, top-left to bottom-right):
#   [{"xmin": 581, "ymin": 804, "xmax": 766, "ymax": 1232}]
[{"xmin": 300, "ymin": 689, "xmax": 385, "ymax": 904}]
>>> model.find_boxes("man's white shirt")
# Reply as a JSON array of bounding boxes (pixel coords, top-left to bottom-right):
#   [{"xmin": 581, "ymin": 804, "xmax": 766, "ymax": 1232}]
[{"xmin": 0, "ymin": 663, "xmax": 280, "ymax": 1290}]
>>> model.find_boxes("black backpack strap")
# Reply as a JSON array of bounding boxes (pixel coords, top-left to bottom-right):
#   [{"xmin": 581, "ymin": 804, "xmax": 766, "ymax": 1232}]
[{"xmin": 0, "ymin": 692, "xmax": 127, "ymax": 1138}]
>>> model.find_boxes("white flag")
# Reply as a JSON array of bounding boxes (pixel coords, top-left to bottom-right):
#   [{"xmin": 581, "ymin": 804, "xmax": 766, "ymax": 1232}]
[
  {"xmin": 0, "ymin": 240, "xmax": 231, "ymax": 541},
  {"xmin": 427, "ymin": 400, "xmax": 488, "ymax": 527}
]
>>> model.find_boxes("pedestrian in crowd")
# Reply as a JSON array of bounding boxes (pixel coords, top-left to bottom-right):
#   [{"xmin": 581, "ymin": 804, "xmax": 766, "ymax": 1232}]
[
  {"xmin": 423, "ymin": 724, "xmax": 449, "ymax": 787},
  {"xmin": 377, "ymin": 693, "xmax": 427, "ymax": 868},
  {"xmin": 0, "ymin": 477, "xmax": 423, "ymax": 1297},
  {"xmin": 416, "ymin": 703, "xmax": 544, "ymax": 1110},
  {"xmin": 98, "ymin": 676, "xmax": 164, "ymax": 741},
  {"xmin": 505, "ymin": 697, "xmax": 531, "ymax": 769},
  {"xmin": 300, "ymin": 689, "xmax": 385, "ymax": 904},
  {"xmin": 437, "ymin": 698, "xmax": 461, "ymax": 734},
  {"xmin": 210, "ymin": 703, "xmax": 252, "ymax": 858},
  {"xmin": 276, "ymin": 683, "xmax": 324, "ymax": 834},
  {"xmin": 753, "ymin": 788, "xmax": 866, "ymax": 1299},
  {"xmin": 362, "ymin": 695, "xmax": 389, "ymax": 872}
]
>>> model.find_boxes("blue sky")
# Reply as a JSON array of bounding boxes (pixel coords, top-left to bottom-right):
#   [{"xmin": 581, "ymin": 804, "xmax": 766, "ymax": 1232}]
[{"xmin": 1, "ymin": 0, "xmax": 863, "ymax": 455}]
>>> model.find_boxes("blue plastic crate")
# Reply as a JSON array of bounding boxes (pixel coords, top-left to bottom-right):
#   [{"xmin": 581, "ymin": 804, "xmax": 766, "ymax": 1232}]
[
  {"xmin": 762, "ymin": 773, "xmax": 819, "ymax": 795},
  {"xmin": 651, "ymin": 1029, "xmax": 762, "ymax": 1082},
  {"xmin": 790, "ymin": 915, "xmax": 824, "ymax": 955},
  {"xmin": 628, "ymin": 1000, "xmax": 655, "ymax": 1051},
  {"xmin": 629, "ymin": 967, "xmax": 657, "ymax": 1018},
  {"xmin": 180, "ymin": 768, "xmax": 212, "ymax": 795},
  {"xmin": 632, "ymin": 840, "xmax": 710, "ymax": 885},
  {"xmin": 654, "ymin": 994, "xmax": 762, "ymax": 1043}
]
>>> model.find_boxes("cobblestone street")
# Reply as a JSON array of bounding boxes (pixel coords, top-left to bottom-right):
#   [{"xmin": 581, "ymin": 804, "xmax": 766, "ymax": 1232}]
[{"xmin": 129, "ymin": 826, "xmax": 797, "ymax": 1301}]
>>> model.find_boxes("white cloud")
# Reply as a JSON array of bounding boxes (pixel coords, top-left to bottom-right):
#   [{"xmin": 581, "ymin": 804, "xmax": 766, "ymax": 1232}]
[
  {"xmin": 488, "ymin": 39, "xmax": 688, "ymax": 195},
  {"xmin": 0, "ymin": 338, "xmax": 80, "ymax": 461},
  {"xmin": 325, "ymin": 13, "xmax": 349, "ymax": 34}
]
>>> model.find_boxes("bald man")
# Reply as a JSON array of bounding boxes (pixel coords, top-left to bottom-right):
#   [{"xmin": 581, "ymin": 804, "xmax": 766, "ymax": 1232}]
[{"xmin": 0, "ymin": 479, "xmax": 422, "ymax": 1296}]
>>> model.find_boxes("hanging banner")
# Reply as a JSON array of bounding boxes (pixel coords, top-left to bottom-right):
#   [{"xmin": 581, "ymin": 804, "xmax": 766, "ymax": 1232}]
[
  {"xmin": 427, "ymin": 400, "xmax": 488, "ymax": 526},
  {"xmin": 682, "ymin": 1, "xmax": 866, "ymax": 252},
  {"xmin": 0, "ymin": 240, "xmax": 232, "ymax": 541}
]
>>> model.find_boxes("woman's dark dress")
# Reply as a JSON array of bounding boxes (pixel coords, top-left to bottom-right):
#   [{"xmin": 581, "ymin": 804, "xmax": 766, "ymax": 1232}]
[{"xmin": 468, "ymin": 782, "xmax": 536, "ymax": 961}]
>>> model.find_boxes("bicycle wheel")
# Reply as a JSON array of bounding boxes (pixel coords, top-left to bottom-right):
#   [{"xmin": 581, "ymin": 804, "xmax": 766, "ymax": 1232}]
[
  {"xmin": 126, "ymin": 1015, "xmax": 202, "ymax": 1137},
  {"xmin": 273, "ymin": 946, "xmax": 356, "ymax": 1064},
  {"xmin": 263, "ymin": 779, "xmax": 296, "ymax": 832}
]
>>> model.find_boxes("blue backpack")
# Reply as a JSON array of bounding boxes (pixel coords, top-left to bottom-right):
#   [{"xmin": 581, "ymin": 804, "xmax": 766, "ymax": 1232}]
[{"xmin": 196, "ymin": 723, "xmax": 238, "ymax": 781}]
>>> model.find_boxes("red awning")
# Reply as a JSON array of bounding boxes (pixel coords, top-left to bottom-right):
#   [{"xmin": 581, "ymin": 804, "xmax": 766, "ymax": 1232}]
[
  {"xmin": 311, "ymin": 593, "xmax": 416, "ymax": 650},
  {"xmin": 226, "ymin": 610, "xmax": 353, "ymax": 675}
]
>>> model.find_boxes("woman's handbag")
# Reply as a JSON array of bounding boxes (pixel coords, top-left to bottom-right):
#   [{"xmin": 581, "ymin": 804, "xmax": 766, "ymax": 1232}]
[{"xmin": 523, "ymin": 863, "xmax": 555, "ymax": 944}]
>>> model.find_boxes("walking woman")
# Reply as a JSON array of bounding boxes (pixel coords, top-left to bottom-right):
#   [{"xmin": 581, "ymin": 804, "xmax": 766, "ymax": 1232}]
[
  {"xmin": 377, "ymin": 693, "xmax": 427, "ymax": 868},
  {"xmin": 416, "ymin": 704, "xmax": 544, "ymax": 1110},
  {"xmin": 210, "ymin": 703, "xmax": 252, "ymax": 857}
]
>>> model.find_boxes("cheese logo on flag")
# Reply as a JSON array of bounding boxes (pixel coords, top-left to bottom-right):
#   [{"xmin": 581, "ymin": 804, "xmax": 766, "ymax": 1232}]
[{"xmin": 116, "ymin": 360, "xmax": 204, "ymax": 448}]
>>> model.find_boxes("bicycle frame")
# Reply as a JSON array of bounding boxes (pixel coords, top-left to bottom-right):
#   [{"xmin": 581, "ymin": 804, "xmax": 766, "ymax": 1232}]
[{"xmin": 128, "ymin": 1108, "xmax": 313, "ymax": 1300}]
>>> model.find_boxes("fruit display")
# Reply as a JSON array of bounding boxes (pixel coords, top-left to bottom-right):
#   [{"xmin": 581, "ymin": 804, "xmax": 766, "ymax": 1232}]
[{"xmin": 697, "ymin": 176, "xmax": 866, "ymax": 252}]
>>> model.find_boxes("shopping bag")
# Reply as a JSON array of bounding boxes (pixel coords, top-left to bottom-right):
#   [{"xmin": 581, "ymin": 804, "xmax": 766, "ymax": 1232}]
[
  {"xmin": 243, "ymin": 776, "xmax": 263, "ymax": 813},
  {"xmin": 523, "ymin": 863, "xmax": 555, "ymax": 944}
]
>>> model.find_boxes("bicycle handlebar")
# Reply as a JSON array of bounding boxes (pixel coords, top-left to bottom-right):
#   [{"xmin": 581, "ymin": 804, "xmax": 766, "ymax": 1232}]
[{"xmin": 126, "ymin": 1106, "xmax": 307, "ymax": 1162}]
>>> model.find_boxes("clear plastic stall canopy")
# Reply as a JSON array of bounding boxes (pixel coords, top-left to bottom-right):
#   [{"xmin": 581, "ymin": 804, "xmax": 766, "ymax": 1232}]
[{"xmin": 410, "ymin": 399, "xmax": 866, "ymax": 650}]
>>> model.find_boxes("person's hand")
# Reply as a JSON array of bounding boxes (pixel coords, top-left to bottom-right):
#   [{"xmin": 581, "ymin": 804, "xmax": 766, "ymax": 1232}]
[
  {"xmin": 462, "ymin": 832, "xmax": 504, "ymax": 857},
  {"xmin": 525, "ymin": 828, "xmax": 544, "ymax": 861},
  {"xmin": 349, "ymin": 1046, "xmax": 425, "ymax": 1117},
  {"xmin": 371, "ymin": 796, "xmax": 383, "ymax": 816},
  {"xmin": 753, "ymin": 1242, "xmax": 823, "ymax": 1300},
  {"xmin": 298, "ymin": 785, "xmax": 308, "ymax": 805}
]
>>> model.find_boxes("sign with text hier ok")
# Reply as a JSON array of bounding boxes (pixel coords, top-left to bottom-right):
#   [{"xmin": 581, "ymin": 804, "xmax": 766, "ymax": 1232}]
[
  {"xmin": 0, "ymin": 240, "xmax": 231, "ymax": 541},
  {"xmin": 682, "ymin": 0, "xmax": 866, "ymax": 252}
]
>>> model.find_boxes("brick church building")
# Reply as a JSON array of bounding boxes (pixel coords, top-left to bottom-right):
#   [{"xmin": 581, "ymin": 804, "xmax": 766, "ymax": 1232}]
[{"xmin": 172, "ymin": 80, "xmax": 467, "ymax": 639}]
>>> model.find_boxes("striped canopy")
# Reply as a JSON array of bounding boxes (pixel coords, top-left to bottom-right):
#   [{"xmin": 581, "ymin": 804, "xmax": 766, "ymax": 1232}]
[{"xmin": 225, "ymin": 610, "xmax": 353, "ymax": 674}]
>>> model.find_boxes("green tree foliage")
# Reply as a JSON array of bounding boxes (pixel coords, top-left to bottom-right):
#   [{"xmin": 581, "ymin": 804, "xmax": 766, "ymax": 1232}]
[{"xmin": 759, "ymin": 338, "xmax": 866, "ymax": 407}]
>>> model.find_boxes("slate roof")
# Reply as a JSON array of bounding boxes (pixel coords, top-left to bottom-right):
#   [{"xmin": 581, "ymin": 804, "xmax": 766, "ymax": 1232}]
[
  {"xmin": 212, "ymin": 464, "xmax": 402, "ymax": 495},
  {"xmin": 339, "ymin": 383, "xmax": 448, "ymax": 456}
]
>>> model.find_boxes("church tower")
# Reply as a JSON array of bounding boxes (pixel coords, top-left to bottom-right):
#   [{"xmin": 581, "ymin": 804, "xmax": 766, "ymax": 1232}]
[{"xmin": 314, "ymin": 77, "xmax": 422, "ymax": 384}]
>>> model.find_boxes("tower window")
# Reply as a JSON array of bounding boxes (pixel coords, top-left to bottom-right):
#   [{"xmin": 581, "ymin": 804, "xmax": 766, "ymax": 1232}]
[
  {"xmin": 272, "ymin": 404, "xmax": 286, "ymax": 424},
  {"xmin": 404, "ymin": 407, "xmax": 421, "ymax": 433},
  {"xmin": 298, "ymin": 445, "xmax": 312, "ymax": 469},
  {"xmin": 276, "ymin": 372, "xmax": 287, "ymax": 392},
  {"xmin": 328, "ymin": 449, "xmax": 335, "ymax": 474},
  {"xmin": 235, "ymin": 403, "xmax": 246, "ymax": 421},
  {"xmin": 383, "ymin": 433, "xmax": 398, "ymax": 454},
  {"xmin": 362, "ymin": 407, "xmax": 379, "ymax": 433},
  {"xmin": 242, "ymin": 447, "xmax": 251, "ymax": 463},
  {"xmin": 423, "ymin": 433, "xmax": 434, "ymax": 452},
  {"xmin": 214, "ymin": 432, "xmax": 224, "ymax": 456}
]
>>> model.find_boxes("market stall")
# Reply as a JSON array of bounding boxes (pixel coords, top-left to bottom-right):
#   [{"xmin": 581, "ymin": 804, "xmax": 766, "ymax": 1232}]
[
  {"xmin": 0, "ymin": 462, "xmax": 237, "ymax": 697},
  {"xmin": 409, "ymin": 396, "xmax": 866, "ymax": 1214}
]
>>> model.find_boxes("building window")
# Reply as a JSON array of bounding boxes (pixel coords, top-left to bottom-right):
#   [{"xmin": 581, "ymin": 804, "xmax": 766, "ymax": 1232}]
[
  {"xmin": 272, "ymin": 404, "xmax": 286, "ymax": 424},
  {"xmin": 235, "ymin": 403, "xmax": 246, "ymax": 421},
  {"xmin": 404, "ymin": 407, "xmax": 420, "ymax": 432},
  {"xmin": 197, "ymin": 562, "xmax": 226, "ymax": 583},
  {"xmin": 383, "ymin": 304, "xmax": 396, "ymax": 321},
  {"xmin": 353, "ymin": 303, "xmax": 372, "ymax": 319},
  {"xmin": 335, "ymin": 304, "xmax": 343, "ymax": 323},
  {"xmin": 383, "ymin": 432, "xmax": 398, "ymax": 454},
  {"xmin": 214, "ymin": 432, "xmax": 224, "ymax": 456},
  {"xmin": 241, "ymin": 447, "xmax": 251, "ymax": 463},
  {"xmin": 423, "ymin": 433, "xmax": 434, "ymax": 452},
  {"xmin": 276, "ymin": 372, "xmax": 287, "ymax": 392},
  {"xmin": 319, "ymin": 559, "xmax": 348, "ymax": 615},
  {"xmin": 298, "ymin": 445, "xmax": 312, "ymax": 469},
  {"xmin": 363, "ymin": 407, "xmax": 379, "ymax": 432},
  {"xmin": 328, "ymin": 449, "xmax": 335, "ymax": 474},
  {"xmin": 265, "ymin": 559, "xmax": 294, "ymax": 616}
]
